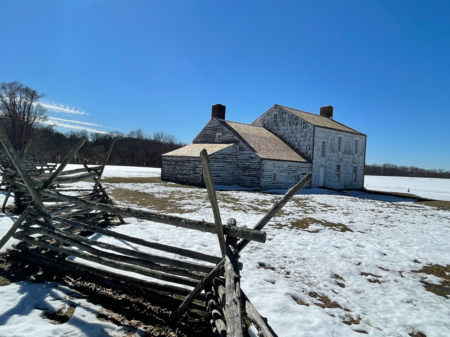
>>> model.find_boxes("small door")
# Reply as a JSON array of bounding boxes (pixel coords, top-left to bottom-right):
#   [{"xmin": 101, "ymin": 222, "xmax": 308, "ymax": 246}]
[{"xmin": 319, "ymin": 167, "xmax": 325, "ymax": 187}]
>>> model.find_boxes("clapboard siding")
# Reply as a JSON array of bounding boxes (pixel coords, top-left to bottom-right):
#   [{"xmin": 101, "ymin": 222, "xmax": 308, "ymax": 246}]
[
  {"xmin": 193, "ymin": 119, "xmax": 239, "ymax": 144},
  {"xmin": 311, "ymin": 128, "xmax": 366, "ymax": 189},
  {"xmin": 162, "ymin": 145, "xmax": 239, "ymax": 186},
  {"xmin": 252, "ymin": 106, "xmax": 315, "ymax": 160},
  {"xmin": 260, "ymin": 160, "xmax": 312, "ymax": 190},
  {"xmin": 210, "ymin": 144, "xmax": 239, "ymax": 185},
  {"xmin": 237, "ymin": 143, "xmax": 261, "ymax": 187},
  {"xmin": 161, "ymin": 157, "xmax": 203, "ymax": 186}
]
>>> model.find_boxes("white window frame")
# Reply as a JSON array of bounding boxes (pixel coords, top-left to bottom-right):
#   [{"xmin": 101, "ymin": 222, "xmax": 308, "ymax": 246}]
[
  {"xmin": 336, "ymin": 165, "xmax": 340, "ymax": 182},
  {"xmin": 215, "ymin": 133, "xmax": 222, "ymax": 143},
  {"xmin": 321, "ymin": 141, "xmax": 326, "ymax": 157},
  {"xmin": 338, "ymin": 137, "xmax": 341, "ymax": 152},
  {"xmin": 353, "ymin": 166, "xmax": 357, "ymax": 181},
  {"xmin": 272, "ymin": 172, "xmax": 277, "ymax": 182}
]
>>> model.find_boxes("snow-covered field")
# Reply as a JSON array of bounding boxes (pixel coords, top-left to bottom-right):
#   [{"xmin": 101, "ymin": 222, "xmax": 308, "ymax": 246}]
[
  {"xmin": 1, "ymin": 167, "xmax": 450, "ymax": 337},
  {"xmin": 365, "ymin": 175, "xmax": 450, "ymax": 201}
]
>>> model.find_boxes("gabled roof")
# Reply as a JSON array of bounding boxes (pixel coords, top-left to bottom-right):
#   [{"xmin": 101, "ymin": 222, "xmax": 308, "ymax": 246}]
[
  {"xmin": 276, "ymin": 105, "xmax": 365, "ymax": 135},
  {"xmin": 218, "ymin": 120, "xmax": 310, "ymax": 163},
  {"xmin": 163, "ymin": 143, "xmax": 234, "ymax": 157}
]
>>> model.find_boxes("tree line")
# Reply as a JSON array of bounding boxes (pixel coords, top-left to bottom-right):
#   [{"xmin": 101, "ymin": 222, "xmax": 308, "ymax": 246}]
[
  {"xmin": 0, "ymin": 81, "xmax": 183, "ymax": 168},
  {"xmin": 29, "ymin": 127, "xmax": 184, "ymax": 168},
  {"xmin": 365, "ymin": 163, "xmax": 450, "ymax": 179}
]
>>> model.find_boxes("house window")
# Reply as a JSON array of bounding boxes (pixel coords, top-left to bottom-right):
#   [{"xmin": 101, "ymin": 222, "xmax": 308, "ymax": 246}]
[
  {"xmin": 321, "ymin": 141, "xmax": 326, "ymax": 157},
  {"xmin": 272, "ymin": 172, "xmax": 277, "ymax": 182},
  {"xmin": 336, "ymin": 165, "xmax": 340, "ymax": 182},
  {"xmin": 215, "ymin": 133, "xmax": 222, "ymax": 143},
  {"xmin": 338, "ymin": 137, "xmax": 341, "ymax": 152},
  {"xmin": 355, "ymin": 139, "xmax": 358, "ymax": 154},
  {"xmin": 353, "ymin": 166, "xmax": 357, "ymax": 181},
  {"xmin": 273, "ymin": 113, "xmax": 278, "ymax": 123}
]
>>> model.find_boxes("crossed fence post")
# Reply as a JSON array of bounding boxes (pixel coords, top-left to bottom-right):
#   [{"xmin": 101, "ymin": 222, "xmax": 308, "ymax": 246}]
[{"xmin": 170, "ymin": 148, "xmax": 312, "ymax": 337}]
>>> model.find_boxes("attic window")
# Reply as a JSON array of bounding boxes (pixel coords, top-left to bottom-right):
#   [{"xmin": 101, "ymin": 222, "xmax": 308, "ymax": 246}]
[
  {"xmin": 321, "ymin": 141, "xmax": 326, "ymax": 157},
  {"xmin": 273, "ymin": 113, "xmax": 278, "ymax": 123},
  {"xmin": 215, "ymin": 133, "xmax": 222, "ymax": 143},
  {"xmin": 338, "ymin": 137, "xmax": 342, "ymax": 152},
  {"xmin": 355, "ymin": 139, "xmax": 358, "ymax": 154},
  {"xmin": 272, "ymin": 172, "xmax": 277, "ymax": 182}
]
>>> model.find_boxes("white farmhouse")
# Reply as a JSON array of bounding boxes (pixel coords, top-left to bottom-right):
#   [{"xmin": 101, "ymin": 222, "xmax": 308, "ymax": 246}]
[{"xmin": 162, "ymin": 104, "xmax": 366, "ymax": 190}]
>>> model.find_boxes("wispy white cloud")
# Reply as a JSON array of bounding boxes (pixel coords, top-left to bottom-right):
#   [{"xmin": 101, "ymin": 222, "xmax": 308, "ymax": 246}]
[
  {"xmin": 40, "ymin": 102, "xmax": 88, "ymax": 115},
  {"xmin": 43, "ymin": 119, "xmax": 109, "ymax": 134},
  {"xmin": 48, "ymin": 117, "xmax": 103, "ymax": 127}
]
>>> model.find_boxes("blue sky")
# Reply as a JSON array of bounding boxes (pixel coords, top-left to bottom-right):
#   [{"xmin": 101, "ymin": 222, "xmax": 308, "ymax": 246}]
[{"xmin": 1, "ymin": 1, "xmax": 449, "ymax": 169}]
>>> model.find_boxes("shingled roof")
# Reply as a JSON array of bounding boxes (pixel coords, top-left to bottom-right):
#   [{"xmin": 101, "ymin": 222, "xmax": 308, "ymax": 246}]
[
  {"xmin": 163, "ymin": 143, "xmax": 235, "ymax": 157},
  {"xmin": 218, "ymin": 120, "xmax": 310, "ymax": 163},
  {"xmin": 276, "ymin": 105, "xmax": 365, "ymax": 135}
]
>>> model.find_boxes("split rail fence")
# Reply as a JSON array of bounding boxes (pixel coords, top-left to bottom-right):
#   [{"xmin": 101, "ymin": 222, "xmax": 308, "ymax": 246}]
[{"xmin": 0, "ymin": 122, "xmax": 312, "ymax": 337}]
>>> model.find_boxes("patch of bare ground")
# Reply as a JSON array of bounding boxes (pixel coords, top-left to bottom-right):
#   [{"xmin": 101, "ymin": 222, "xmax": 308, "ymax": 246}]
[
  {"xmin": 103, "ymin": 177, "xmax": 197, "ymax": 189},
  {"xmin": 410, "ymin": 333, "xmax": 427, "ymax": 337},
  {"xmin": 416, "ymin": 200, "xmax": 450, "ymax": 211},
  {"xmin": 257, "ymin": 262, "xmax": 276, "ymax": 271},
  {"xmin": 295, "ymin": 293, "xmax": 367, "ymax": 333},
  {"xmin": 274, "ymin": 217, "xmax": 352, "ymax": 233},
  {"xmin": 332, "ymin": 274, "xmax": 346, "ymax": 288},
  {"xmin": 413, "ymin": 264, "xmax": 450, "ymax": 298},
  {"xmin": 42, "ymin": 303, "xmax": 76, "ymax": 324},
  {"xmin": 216, "ymin": 193, "xmax": 271, "ymax": 213},
  {"xmin": 360, "ymin": 272, "xmax": 382, "ymax": 284},
  {"xmin": 308, "ymin": 292, "xmax": 342, "ymax": 309},
  {"xmin": 109, "ymin": 187, "xmax": 205, "ymax": 214},
  {"xmin": 0, "ymin": 250, "xmax": 41, "ymax": 286}
]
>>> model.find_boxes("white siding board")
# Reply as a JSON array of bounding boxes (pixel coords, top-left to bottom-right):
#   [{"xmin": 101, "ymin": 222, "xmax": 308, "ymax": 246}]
[
  {"xmin": 193, "ymin": 119, "xmax": 239, "ymax": 144},
  {"xmin": 260, "ymin": 160, "xmax": 312, "ymax": 190},
  {"xmin": 311, "ymin": 128, "xmax": 366, "ymax": 189}
]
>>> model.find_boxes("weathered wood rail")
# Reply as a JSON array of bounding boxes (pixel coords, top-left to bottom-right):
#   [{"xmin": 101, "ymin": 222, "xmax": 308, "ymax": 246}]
[{"xmin": 0, "ymin": 123, "xmax": 312, "ymax": 336}]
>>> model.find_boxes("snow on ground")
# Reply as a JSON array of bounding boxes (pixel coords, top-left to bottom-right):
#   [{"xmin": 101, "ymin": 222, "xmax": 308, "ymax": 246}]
[
  {"xmin": 0, "ymin": 189, "xmax": 143, "ymax": 336},
  {"xmin": 62, "ymin": 164, "xmax": 161, "ymax": 178},
  {"xmin": 0, "ymin": 281, "xmax": 135, "ymax": 336},
  {"xmin": 365, "ymin": 175, "xmax": 450, "ymax": 201},
  {"xmin": 1, "ymin": 169, "xmax": 450, "ymax": 337}
]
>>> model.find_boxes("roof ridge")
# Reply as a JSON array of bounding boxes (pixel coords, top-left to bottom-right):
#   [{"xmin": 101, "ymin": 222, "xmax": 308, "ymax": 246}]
[
  {"xmin": 224, "ymin": 120, "xmax": 265, "ymax": 129},
  {"xmin": 277, "ymin": 104, "xmax": 365, "ymax": 135}
]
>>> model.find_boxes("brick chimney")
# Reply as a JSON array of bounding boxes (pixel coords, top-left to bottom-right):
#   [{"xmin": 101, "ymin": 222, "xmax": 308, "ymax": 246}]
[
  {"xmin": 320, "ymin": 105, "xmax": 333, "ymax": 119},
  {"xmin": 211, "ymin": 104, "xmax": 226, "ymax": 120}
]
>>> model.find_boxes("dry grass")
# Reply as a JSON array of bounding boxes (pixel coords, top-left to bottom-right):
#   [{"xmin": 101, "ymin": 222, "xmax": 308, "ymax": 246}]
[
  {"xmin": 102, "ymin": 177, "xmax": 197, "ymax": 189},
  {"xmin": 332, "ymin": 274, "xmax": 346, "ymax": 288},
  {"xmin": 360, "ymin": 272, "xmax": 382, "ymax": 284},
  {"xmin": 274, "ymin": 217, "xmax": 352, "ymax": 233},
  {"xmin": 308, "ymin": 292, "xmax": 342, "ymax": 309},
  {"xmin": 258, "ymin": 262, "xmax": 276, "ymax": 271},
  {"xmin": 416, "ymin": 200, "xmax": 450, "ymax": 211},
  {"xmin": 413, "ymin": 264, "xmax": 450, "ymax": 298},
  {"xmin": 42, "ymin": 304, "xmax": 76, "ymax": 325},
  {"xmin": 109, "ymin": 187, "xmax": 205, "ymax": 214}
]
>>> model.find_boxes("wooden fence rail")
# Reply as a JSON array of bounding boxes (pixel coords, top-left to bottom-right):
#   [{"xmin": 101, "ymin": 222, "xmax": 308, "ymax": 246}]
[{"xmin": 0, "ymin": 124, "xmax": 312, "ymax": 336}]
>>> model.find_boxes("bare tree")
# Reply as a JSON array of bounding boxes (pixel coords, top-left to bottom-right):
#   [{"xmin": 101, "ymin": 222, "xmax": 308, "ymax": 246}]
[{"xmin": 0, "ymin": 81, "xmax": 47, "ymax": 150}]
